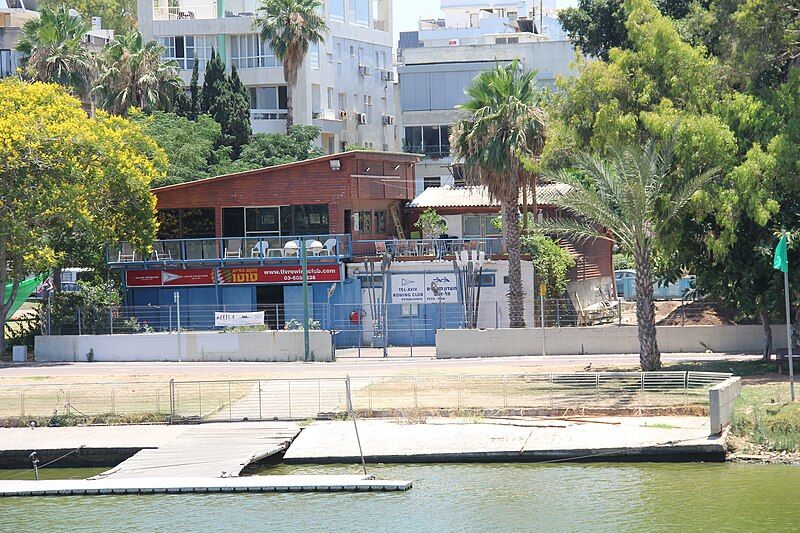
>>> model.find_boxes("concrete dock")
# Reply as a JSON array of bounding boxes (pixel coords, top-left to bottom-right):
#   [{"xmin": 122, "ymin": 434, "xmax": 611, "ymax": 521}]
[
  {"xmin": 284, "ymin": 416, "xmax": 726, "ymax": 463},
  {"xmin": 0, "ymin": 475, "xmax": 412, "ymax": 496}
]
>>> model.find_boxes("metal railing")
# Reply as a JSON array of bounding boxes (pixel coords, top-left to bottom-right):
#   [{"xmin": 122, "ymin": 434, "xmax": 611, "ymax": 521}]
[
  {"xmin": 351, "ymin": 238, "xmax": 503, "ymax": 258},
  {"xmin": 0, "ymin": 372, "xmax": 732, "ymax": 424},
  {"xmin": 107, "ymin": 234, "xmax": 351, "ymax": 266}
]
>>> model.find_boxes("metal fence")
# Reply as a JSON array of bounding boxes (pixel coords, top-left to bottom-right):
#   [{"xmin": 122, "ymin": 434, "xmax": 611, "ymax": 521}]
[{"xmin": 0, "ymin": 372, "xmax": 732, "ymax": 424}]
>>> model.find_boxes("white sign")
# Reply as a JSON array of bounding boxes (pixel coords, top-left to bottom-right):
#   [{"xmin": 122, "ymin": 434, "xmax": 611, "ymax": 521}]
[
  {"xmin": 390, "ymin": 273, "xmax": 459, "ymax": 304},
  {"xmin": 214, "ymin": 311, "xmax": 265, "ymax": 327}
]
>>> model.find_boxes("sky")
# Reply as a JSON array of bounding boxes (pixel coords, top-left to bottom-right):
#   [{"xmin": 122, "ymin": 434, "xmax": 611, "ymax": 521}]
[{"xmin": 392, "ymin": 0, "xmax": 577, "ymax": 42}]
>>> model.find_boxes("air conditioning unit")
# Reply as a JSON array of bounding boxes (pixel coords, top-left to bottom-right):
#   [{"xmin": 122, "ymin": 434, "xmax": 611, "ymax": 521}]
[
  {"xmin": 358, "ymin": 64, "xmax": 371, "ymax": 76},
  {"xmin": 356, "ymin": 113, "xmax": 367, "ymax": 125},
  {"xmin": 380, "ymin": 69, "xmax": 395, "ymax": 81},
  {"xmin": 338, "ymin": 109, "xmax": 348, "ymax": 119},
  {"xmin": 382, "ymin": 115, "xmax": 395, "ymax": 125}
]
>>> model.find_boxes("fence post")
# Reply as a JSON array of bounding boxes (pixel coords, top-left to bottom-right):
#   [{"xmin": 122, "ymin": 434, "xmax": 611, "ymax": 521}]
[
  {"xmin": 639, "ymin": 373, "xmax": 644, "ymax": 414},
  {"xmin": 77, "ymin": 308, "xmax": 82, "ymax": 336},
  {"xmin": 556, "ymin": 300, "xmax": 561, "ymax": 327},
  {"xmin": 198, "ymin": 381, "xmax": 202, "ymax": 419},
  {"xmin": 288, "ymin": 380, "xmax": 292, "ymax": 419},
  {"xmin": 408, "ymin": 312, "xmax": 413, "ymax": 358},
  {"xmin": 228, "ymin": 381, "xmax": 232, "ymax": 421},
  {"xmin": 503, "ymin": 374, "xmax": 508, "ymax": 410},
  {"xmin": 549, "ymin": 374, "xmax": 553, "ymax": 408},
  {"xmin": 495, "ymin": 302, "xmax": 499, "ymax": 329},
  {"xmin": 169, "ymin": 379, "xmax": 175, "ymax": 424},
  {"xmin": 317, "ymin": 379, "xmax": 322, "ymax": 415},
  {"xmin": 111, "ymin": 384, "xmax": 116, "ymax": 416},
  {"xmin": 684, "ymin": 371, "xmax": 689, "ymax": 408},
  {"xmin": 357, "ymin": 312, "xmax": 362, "ymax": 358},
  {"xmin": 109, "ymin": 307, "xmax": 114, "ymax": 335},
  {"xmin": 258, "ymin": 380, "xmax": 263, "ymax": 420},
  {"xmin": 413, "ymin": 376, "xmax": 418, "ymax": 410},
  {"xmin": 20, "ymin": 387, "xmax": 25, "ymax": 419},
  {"xmin": 66, "ymin": 385, "xmax": 71, "ymax": 415},
  {"xmin": 457, "ymin": 374, "xmax": 462, "ymax": 410},
  {"xmin": 169, "ymin": 306, "xmax": 173, "ymax": 333}
]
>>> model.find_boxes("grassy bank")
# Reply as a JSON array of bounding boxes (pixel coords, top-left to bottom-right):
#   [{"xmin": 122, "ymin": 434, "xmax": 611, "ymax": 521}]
[{"xmin": 729, "ymin": 383, "xmax": 800, "ymax": 454}]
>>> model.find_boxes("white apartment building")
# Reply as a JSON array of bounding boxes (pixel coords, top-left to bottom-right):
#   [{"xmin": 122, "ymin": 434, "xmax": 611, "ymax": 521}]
[
  {"xmin": 0, "ymin": 0, "xmax": 37, "ymax": 78},
  {"xmin": 397, "ymin": 0, "xmax": 574, "ymax": 194},
  {"xmin": 137, "ymin": 0, "xmax": 400, "ymax": 152}
]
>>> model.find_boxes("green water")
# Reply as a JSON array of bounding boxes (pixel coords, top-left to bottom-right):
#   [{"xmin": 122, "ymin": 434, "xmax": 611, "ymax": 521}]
[{"xmin": 0, "ymin": 463, "xmax": 798, "ymax": 532}]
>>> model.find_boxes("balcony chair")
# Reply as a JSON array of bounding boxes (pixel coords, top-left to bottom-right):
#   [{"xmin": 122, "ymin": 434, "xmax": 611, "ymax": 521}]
[
  {"xmin": 151, "ymin": 242, "xmax": 172, "ymax": 261},
  {"xmin": 224, "ymin": 239, "xmax": 243, "ymax": 259},
  {"xmin": 306, "ymin": 239, "xmax": 324, "ymax": 256},
  {"xmin": 320, "ymin": 238, "xmax": 338, "ymax": 256},
  {"xmin": 251, "ymin": 240, "xmax": 269, "ymax": 258},
  {"xmin": 118, "ymin": 243, "xmax": 136, "ymax": 262},
  {"xmin": 283, "ymin": 240, "xmax": 300, "ymax": 257},
  {"xmin": 374, "ymin": 241, "xmax": 387, "ymax": 256}
]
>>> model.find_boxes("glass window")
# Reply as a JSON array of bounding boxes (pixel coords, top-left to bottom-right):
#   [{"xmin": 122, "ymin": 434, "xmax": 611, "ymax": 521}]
[
  {"xmin": 463, "ymin": 215, "xmax": 482, "ymax": 238},
  {"xmin": 310, "ymin": 42, "xmax": 320, "ymax": 69},
  {"xmin": 327, "ymin": 87, "xmax": 334, "ymax": 109},
  {"xmin": 404, "ymin": 126, "xmax": 422, "ymax": 151},
  {"xmin": 180, "ymin": 208, "xmax": 216, "ymax": 238},
  {"xmin": 293, "ymin": 205, "xmax": 329, "ymax": 235},
  {"xmin": 423, "ymin": 126, "xmax": 440, "ymax": 155},
  {"xmin": 440, "ymin": 125, "xmax": 451, "ymax": 150},
  {"xmin": 157, "ymin": 209, "xmax": 181, "ymax": 239},
  {"xmin": 423, "ymin": 176, "xmax": 441, "ymax": 190},
  {"xmin": 338, "ymin": 92, "xmax": 347, "ymax": 110},
  {"xmin": 354, "ymin": 0, "xmax": 369, "ymax": 25},
  {"xmin": 248, "ymin": 86, "xmax": 288, "ymax": 119},
  {"xmin": 375, "ymin": 210, "xmax": 386, "ymax": 233},
  {"xmin": 401, "ymin": 304, "xmax": 419, "ymax": 317},
  {"xmin": 157, "ymin": 35, "xmax": 211, "ymax": 70},
  {"xmin": 230, "ymin": 35, "xmax": 280, "ymax": 68},
  {"xmin": 329, "ymin": 0, "xmax": 344, "ymax": 21},
  {"xmin": 246, "ymin": 207, "xmax": 280, "ymax": 234},
  {"xmin": 357, "ymin": 210, "xmax": 372, "ymax": 233}
]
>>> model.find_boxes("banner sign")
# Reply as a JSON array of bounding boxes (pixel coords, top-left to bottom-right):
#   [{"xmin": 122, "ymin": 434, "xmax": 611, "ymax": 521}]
[
  {"xmin": 125, "ymin": 269, "xmax": 214, "ymax": 287},
  {"xmin": 214, "ymin": 311, "xmax": 265, "ymax": 327},
  {"xmin": 391, "ymin": 272, "xmax": 459, "ymax": 303},
  {"xmin": 217, "ymin": 266, "xmax": 342, "ymax": 285}
]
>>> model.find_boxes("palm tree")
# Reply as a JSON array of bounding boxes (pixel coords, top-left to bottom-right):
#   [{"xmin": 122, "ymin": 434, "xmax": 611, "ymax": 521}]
[
  {"xmin": 253, "ymin": 0, "xmax": 327, "ymax": 131},
  {"xmin": 15, "ymin": 6, "xmax": 93, "ymax": 98},
  {"xmin": 94, "ymin": 31, "xmax": 181, "ymax": 115},
  {"xmin": 539, "ymin": 141, "xmax": 716, "ymax": 370},
  {"xmin": 451, "ymin": 61, "xmax": 547, "ymax": 328}
]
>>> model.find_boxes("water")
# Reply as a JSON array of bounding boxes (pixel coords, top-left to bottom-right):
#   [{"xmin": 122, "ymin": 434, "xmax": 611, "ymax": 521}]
[{"xmin": 0, "ymin": 462, "xmax": 797, "ymax": 532}]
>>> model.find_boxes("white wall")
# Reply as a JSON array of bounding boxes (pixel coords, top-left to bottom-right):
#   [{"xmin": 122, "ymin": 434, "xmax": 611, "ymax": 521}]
[
  {"xmin": 35, "ymin": 331, "xmax": 334, "ymax": 362},
  {"xmin": 709, "ymin": 376, "xmax": 742, "ymax": 434},
  {"xmin": 436, "ymin": 325, "xmax": 786, "ymax": 358}
]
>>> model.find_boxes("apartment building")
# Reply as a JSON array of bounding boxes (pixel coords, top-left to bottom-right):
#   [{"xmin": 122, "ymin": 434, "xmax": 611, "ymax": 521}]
[
  {"xmin": 137, "ymin": 0, "xmax": 400, "ymax": 152},
  {"xmin": 0, "ymin": 0, "xmax": 36, "ymax": 78},
  {"xmin": 397, "ymin": 0, "xmax": 574, "ymax": 194}
]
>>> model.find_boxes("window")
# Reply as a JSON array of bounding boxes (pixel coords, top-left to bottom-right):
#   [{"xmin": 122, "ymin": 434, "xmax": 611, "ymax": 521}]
[
  {"xmin": 0, "ymin": 49, "xmax": 17, "ymax": 78},
  {"xmin": 246, "ymin": 207, "xmax": 280, "ymax": 234},
  {"xmin": 157, "ymin": 208, "xmax": 215, "ymax": 239},
  {"xmin": 375, "ymin": 210, "xmax": 387, "ymax": 233},
  {"xmin": 423, "ymin": 176, "xmax": 441, "ymax": 190},
  {"xmin": 326, "ymin": 52, "xmax": 334, "ymax": 63},
  {"xmin": 463, "ymin": 214, "xmax": 501, "ymax": 238},
  {"xmin": 363, "ymin": 94, "xmax": 373, "ymax": 122},
  {"xmin": 353, "ymin": 0, "xmax": 369, "ymax": 25},
  {"xmin": 404, "ymin": 125, "xmax": 451, "ymax": 157},
  {"xmin": 355, "ymin": 210, "xmax": 372, "ymax": 233},
  {"xmin": 349, "ymin": 45, "xmax": 355, "ymax": 56},
  {"xmin": 327, "ymin": 87, "xmax": 334, "ymax": 109},
  {"xmin": 293, "ymin": 205, "xmax": 329, "ymax": 234},
  {"xmin": 311, "ymin": 84, "xmax": 321, "ymax": 114},
  {"xmin": 336, "ymin": 43, "xmax": 342, "ymax": 62},
  {"xmin": 248, "ymin": 86, "xmax": 288, "ymax": 119},
  {"xmin": 329, "ymin": 0, "xmax": 344, "ymax": 21},
  {"xmin": 157, "ymin": 35, "xmax": 212, "ymax": 69},
  {"xmin": 230, "ymin": 34, "xmax": 280, "ymax": 68},
  {"xmin": 309, "ymin": 42, "xmax": 320, "ymax": 69},
  {"xmin": 337, "ymin": 92, "xmax": 347, "ymax": 111}
]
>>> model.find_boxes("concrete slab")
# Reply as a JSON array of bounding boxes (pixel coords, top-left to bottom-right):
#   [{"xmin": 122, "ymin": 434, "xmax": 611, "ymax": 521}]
[
  {"xmin": 284, "ymin": 416, "xmax": 725, "ymax": 463},
  {"xmin": 0, "ymin": 475, "xmax": 412, "ymax": 496}
]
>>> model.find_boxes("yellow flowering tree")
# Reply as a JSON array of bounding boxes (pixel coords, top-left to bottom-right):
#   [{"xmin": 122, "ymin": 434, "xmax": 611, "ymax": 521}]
[{"xmin": 0, "ymin": 79, "xmax": 166, "ymax": 353}]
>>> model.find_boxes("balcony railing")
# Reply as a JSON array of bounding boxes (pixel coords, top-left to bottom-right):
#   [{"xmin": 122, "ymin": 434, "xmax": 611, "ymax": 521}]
[
  {"xmin": 403, "ymin": 145, "xmax": 451, "ymax": 159},
  {"xmin": 351, "ymin": 238, "xmax": 503, "ymax": 259},
  {"xmin": 152, "ymin": 2, "xmax": 217, "ymax": 20},
  {"xmin": 108, "ymin": 234, "xmax": 351, "ymax": 267}
]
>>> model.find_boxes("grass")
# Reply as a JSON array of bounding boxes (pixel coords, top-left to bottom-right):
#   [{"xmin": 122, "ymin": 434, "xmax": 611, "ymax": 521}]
[
  {"xmin": 643, "ymin": 422, "xmax": 679, "ymax": 429},
  {"xmin": 664, "ymin": 359, "xmax": 779, "ymax": 377},
  {"xmin": 730, "ymin": 383, "xmax": 800, "ymax": 453}
]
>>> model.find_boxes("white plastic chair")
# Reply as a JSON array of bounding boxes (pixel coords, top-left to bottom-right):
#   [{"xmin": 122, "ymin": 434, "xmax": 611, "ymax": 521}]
[
  {"xmin": 283, "ymin": 240, "xmax": 299, "ymax": 257},
  {"xmin": 251, "ymin": 240, "xmax": 268, "ymax": 258},
  {"xmin": 306, "ymin": 239, "xmax": 324, "ymax": 256},
  {"xmin": 118, "ymin": 242, "xmax": 136, "ymax": 262},
  {"xmin": 225, "ymin": 239, "xmax": 242, "ymax": 258},
  {"xmin": 321, "ymin": 238, "xmax": 337, "ymax": 256}
]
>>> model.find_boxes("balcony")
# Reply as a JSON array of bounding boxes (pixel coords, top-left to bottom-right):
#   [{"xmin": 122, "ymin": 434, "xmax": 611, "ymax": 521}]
[
  {"xmin": 108, "ymin": 234, "xmax": 352, "ymax": 268},
  {"xmin": 404, "ymin": 145, "xmax": 451, "ymax": 159},
  {"xmin": 351, "ymin": 238, "xmax": 503, "ymax": 260},
  {"xmin": 152, "ymin": 0, "xmax": 259, "ymax": 20}
]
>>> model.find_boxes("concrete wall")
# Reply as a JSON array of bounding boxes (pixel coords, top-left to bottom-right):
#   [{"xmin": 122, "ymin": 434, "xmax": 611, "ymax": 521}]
[
  {"xmin": 709, "ymin": 376, "xmax": 742, "ymax": 434},
  {"xmin": 35, "ymin": 331, "xmax": 333, "ymax": 362},
  {"xmin": 436, "ymin": 325, "xmax": 786, "ymax": 358}
]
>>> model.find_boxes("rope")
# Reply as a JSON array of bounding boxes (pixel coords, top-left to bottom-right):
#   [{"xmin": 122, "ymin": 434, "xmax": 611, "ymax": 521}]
[{"xmin": 3, "ymin": 446, "xmax": 84, "ymax": 479}]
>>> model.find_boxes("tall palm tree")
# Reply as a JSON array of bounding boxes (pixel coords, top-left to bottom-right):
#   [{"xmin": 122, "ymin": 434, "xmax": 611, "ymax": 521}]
[
  {"xmin": 451, "ymin": 61, "xmax": 547, "ymax": 328},
  {"xmin": 94, "ymin": 31, "xmax": 181, "ymax": 115},
  {"xmin": 253, "ymin": 0, "xmax": 327, "ymax": 131},
  {"xmin": 15, "ymin": 6, "xmax": 93, "ymax": 98},
  {"xmin": 539, "ymin": 141, "xmax": 716, "ymax": 370}
]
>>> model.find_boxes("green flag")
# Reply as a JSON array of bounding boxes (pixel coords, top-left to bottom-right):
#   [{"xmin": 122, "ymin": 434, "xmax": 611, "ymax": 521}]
[{"xmin": 774, "ymin": 234, "xmax": 789, "ymax": 273}]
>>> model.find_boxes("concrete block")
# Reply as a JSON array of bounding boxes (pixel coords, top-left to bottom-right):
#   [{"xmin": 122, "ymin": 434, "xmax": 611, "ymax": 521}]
[
  {"xmin": 709, "ymin": 376, "xmax": 742, "ymax": 434},
  {"xmin": 11, "ymin": 346, "xmax": 26, "ymax": 363}
]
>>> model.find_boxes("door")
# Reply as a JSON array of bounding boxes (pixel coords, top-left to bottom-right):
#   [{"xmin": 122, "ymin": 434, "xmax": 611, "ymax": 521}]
[{"xmin": 257, "ymin": 285, "xmax": 284, "ymax": 329}]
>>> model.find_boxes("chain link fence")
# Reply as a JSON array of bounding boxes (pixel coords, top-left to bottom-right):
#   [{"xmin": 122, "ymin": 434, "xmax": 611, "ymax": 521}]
[{"xmin": 0, "ymin": 372, "xmax": 732, "ymax": 425}]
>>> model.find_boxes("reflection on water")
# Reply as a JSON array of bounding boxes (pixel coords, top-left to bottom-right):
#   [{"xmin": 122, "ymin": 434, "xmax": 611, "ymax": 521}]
[{"xmin": 0, "ymin": 463, "xmax": 797, "ymax": 532}]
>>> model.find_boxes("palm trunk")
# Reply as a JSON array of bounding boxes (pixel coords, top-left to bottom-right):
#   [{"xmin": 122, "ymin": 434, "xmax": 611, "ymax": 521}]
[
  {"xmin": 634, "ymin": 243, "xmax": 660, "ymax": 370},
  {"xmin": 522, "ymin": 181, "xmax": 528, "ymax": 232},
  {"xmin": 760, "ymin": 307, "xmax": 773, "ymax": 362},
  {"xmin": 531, "ymin": 176, "xmax": 538, "ymax": 226},
  {"xmin": 286, "ymin": 83, "xmax": 294, "ymax": 132},
  {"xmin": 503, "ymin": 195, "xmax": 525, "ymax": 328}
]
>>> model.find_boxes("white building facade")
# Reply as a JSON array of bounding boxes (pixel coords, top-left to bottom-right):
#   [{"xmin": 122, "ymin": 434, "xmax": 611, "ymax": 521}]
[
  {"xmin": 136, "ymin": 0, "xmax": 400, "ymax": 152},
  {"xmin": 397, "ymin": 0, "xmax": 574, "ymax": 194}
]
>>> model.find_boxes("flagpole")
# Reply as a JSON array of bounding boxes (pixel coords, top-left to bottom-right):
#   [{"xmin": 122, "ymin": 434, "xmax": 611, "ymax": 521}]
[{"xmin": 781, "ymin": 231, "xmax": 796, "ymax": 402}]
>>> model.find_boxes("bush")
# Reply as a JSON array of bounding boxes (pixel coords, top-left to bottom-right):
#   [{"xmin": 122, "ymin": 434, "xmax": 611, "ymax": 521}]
[
  {"xmin": 48, "ymin": 281, "xmax": 120, "ymax": 335},
  {"xmin": 521, "ymin": 232, "xmax": 576, "ymax": 297},
  {"xmin": 284, "ymin": 318, "xmax": 321, "ymax": 331}
]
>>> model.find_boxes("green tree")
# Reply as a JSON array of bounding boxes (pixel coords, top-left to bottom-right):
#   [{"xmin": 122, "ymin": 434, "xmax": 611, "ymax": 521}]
[
  {"xmin": 0, "ymin": 79, "xmax": 166, "ymax": 355},
  {"xmin": 540, "ymin": 142, "xmax": 715, "ymax": 370},
  {"xmin": 189, "ymin": 57, "xmax": 201, "ymax": 120},
  {"xmin": 38, "ymin": 0, "xmax": 137, "ymax": 34},
  {"xmin": 129, "ymin": 110, "xmax": 223, "ymax": 187},
  {"xmin": 15, "ymin": 6, "xmax": 93, "ymax": 98},
  {"xmin": 94, "ymin": 31, "xmax": 182, "ymax": 115},
  {"xmin": 521, "ymin": 232, "xmax": 577, "ymax": 298},
  {"xmin": 221, "ymin": 65, "xmax": 253, "ymax": 157},
  {"xmin": 235, "ymin": 125, "xmax": 324, "ymax": 168},
  {"xmin": 199, "ymin": 49, "xmax": 226, "ymax": 115},
  {"xmin": 416, "ymin": 208, "xmax": 447, "ymax": 239},
  {"xmin": 558, "ymin": 0, "xmax": 701, "ymax": 59},
  {"xmin": 254, "ymin": 0, "xmax": 327, "ymax": 131},
  {"xmin": 451, "ymin": 61, "xmax": 547, "ymax": 328}
]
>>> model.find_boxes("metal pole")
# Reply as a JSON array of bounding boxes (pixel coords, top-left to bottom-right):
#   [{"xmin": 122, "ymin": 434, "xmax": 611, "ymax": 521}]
[
  {"xmin": 77, "ymin": 308, "xmax": 82, "ymax": 336},
  {"xmin": 783, "ymin": 268, "xmax": 796, "ymax": 401},
  {"xmin": 540, "ymin": 291, "xmax": 546, "ymax": 356},
  {"xmin": 109, "ymin": 307, "xmax": 114, "ymax": 335},
  {"xmin": 301, "ymin": 240, "xmax": 311, "ymax": 362},
  {"xmin": 174, "ymin": 292, "xmax": 182, "ymax": 363},
  {"xmin": 345, "ymin": 376, "xmax": 369, "ymax": 476},
  {"xmin": 409, "ymin": 311, "xmax": 413, "ymax": 358},
  {"xmin": 30, "ymin": 452, "xmax": 39, "ymax": 481}
]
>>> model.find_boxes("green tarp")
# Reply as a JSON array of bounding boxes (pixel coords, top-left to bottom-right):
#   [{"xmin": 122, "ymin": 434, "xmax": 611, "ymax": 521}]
[{"xmin": 4, "ymin": 277, "xmax": 43, "ymax": 320}]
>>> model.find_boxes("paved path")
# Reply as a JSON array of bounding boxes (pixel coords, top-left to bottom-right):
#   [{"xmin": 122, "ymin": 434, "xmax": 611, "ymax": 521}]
[{"xmin": 284, "ymin": 416, "xmax": 725, "ymax": 463}]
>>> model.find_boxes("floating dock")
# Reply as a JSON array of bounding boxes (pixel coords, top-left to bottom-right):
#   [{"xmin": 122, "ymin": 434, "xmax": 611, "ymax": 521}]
[{"xmin": 0, "ymin": 475, "xmax": 412, "ymax": 497}]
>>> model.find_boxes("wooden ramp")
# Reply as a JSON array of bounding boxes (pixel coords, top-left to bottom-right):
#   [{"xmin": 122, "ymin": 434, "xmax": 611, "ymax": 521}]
[
  {"xmin": 95, "ymin": 422, "xmax": 300, "ymax": 479},
  {"xmin": 0, "ymin": 475, "xmax": 412, "ymax": 496}
]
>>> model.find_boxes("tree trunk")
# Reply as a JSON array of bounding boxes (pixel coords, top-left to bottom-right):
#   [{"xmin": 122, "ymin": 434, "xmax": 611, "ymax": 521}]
[
  {"xmin": 634, "ymin": 244, "xmax": 660, "ymax": 370},
  {"xmin": 521, "ymin": 180, "xmax": 528, "ymax": 232},
  {"xmin": 286, "ymin": 82, "xmax": 294, "ymax": 132},
  {"xmin": 503, "ymin": 195, "xmax": 526, "ymax": 328},
  {"xmin": 52, "ymin": 268, "xmax": 62, "ymax": 293},
  {"xmin": 760, "ymin": 307, "xmax": 773, "ymax": 362}
]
